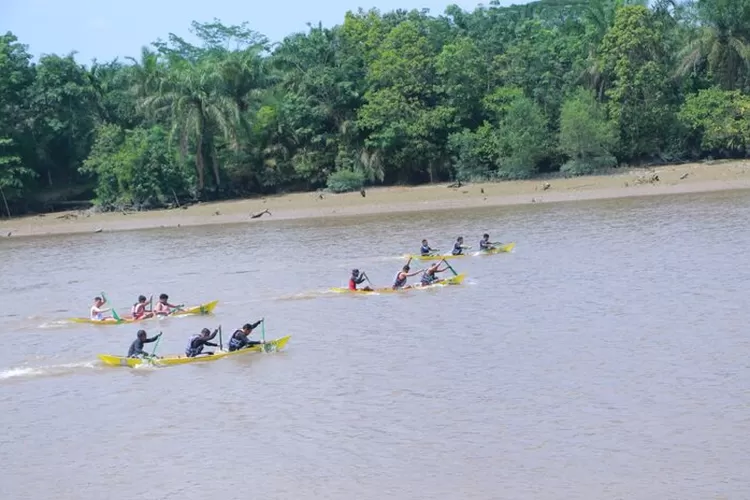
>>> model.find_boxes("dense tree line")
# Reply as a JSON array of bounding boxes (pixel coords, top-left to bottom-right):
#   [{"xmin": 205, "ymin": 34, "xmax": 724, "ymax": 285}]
[{"xmin": 2, "ymin": 0, "xmax": 750, "ymax": 215}]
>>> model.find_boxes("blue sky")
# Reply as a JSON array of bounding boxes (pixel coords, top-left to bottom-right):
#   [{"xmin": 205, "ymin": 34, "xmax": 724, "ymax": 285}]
[{"xmin": 4, "ymin": 0, "xmax": 528, "ymax": 64}]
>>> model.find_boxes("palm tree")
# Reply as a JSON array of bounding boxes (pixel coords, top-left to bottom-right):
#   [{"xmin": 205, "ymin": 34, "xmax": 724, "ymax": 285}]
[
  {"xmin": 215, "ymin": 47, "xmax": 268, "ymax": 114},
  {"xmin": 676, "ymin": 0, "xmax": 750, "ymax": 90},
  {"xmin": 141, "ymin": 61, "xmax": 240, "ymax": 193},
  {"xmin": 126, "ymin": 47, "xmax": 164, "ymax": 100},
  {"xmin": 579, "ymin": 0, "xmax": 647, "ymax": 100}
]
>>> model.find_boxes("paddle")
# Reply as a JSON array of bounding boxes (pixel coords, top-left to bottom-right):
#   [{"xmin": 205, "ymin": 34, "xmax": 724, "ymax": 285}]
[
  {"xmin": 151, "ymin": 331, "xmax": 162, "ymax": 357},
  {"xmin": 362, "ymin": 272, "xmax": 374, "ymax": 289},
  {"xmin": 218, "ymin": 325, "xmax": 223, "ymax": 351},
  {"xmin": 167, "ymin": 304, "xmax": 185, "ymax": 316},
  {"xmin": 261, "ymin": 318, "xmax": 277, "ymax": 353},
  {"xmin": 441, "ymin": 259, "xmax": 459, "ymax": 277},
  {"xmin": 102, "ymin": 291, "xmax": 122, "ymax": 322}
]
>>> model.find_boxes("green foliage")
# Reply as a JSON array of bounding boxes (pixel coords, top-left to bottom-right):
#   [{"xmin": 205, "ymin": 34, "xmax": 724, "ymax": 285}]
[
  {"xmin": 495, "ymin": 97, "xmax": 550, "ymax": 179},
  {"xmin": 679, "ymin": 87, "xmax": 750, "ymax": 154},
  {"xmin": 449, "ymin": 125, "xmax": 498, "ymax": 181},
  {"xmin": 449, "ymin": 95, "xmax": 549, "ymax": 181},
  {"xmin": 559, "ymin": 88, "xmax": 618, "ymax": 175},
  {"xmin": 0, "ymin": 137, "xmax": 36, "ymax": 201},
  {"xmin": 326, "ymin": 169, "xmax": 366, "ymax": 193},
  {"xmin": 2, "ymin": 1, "xmax": 750, "ymax": 215},
  {"xmin": 81, "ymin": 125, "xmax": 189, "ymax": 208},
  {"xmin": 599, "ymin": 5, "xmax": 677, "ymax": 160}
]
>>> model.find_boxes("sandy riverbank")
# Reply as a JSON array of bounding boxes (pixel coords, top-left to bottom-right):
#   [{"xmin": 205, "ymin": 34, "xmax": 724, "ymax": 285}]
[{"xmin": 2, "ymin": 160, "xmax": 750, "ymax": 238}]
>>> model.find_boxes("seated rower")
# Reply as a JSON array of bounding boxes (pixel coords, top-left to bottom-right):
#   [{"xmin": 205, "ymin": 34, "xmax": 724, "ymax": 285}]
[
  {"xmin": 154, "ymin": 293, "xmax": 180, "ymax": 316},
  {"xmin": 185, "ymin": 327, "xmax": 219, "ymax": 357},
  {"xmin": 479, "ymin": 233, "xmax": 498, "ymax": 251},
  {"xmin": 349, "ymin": 269, "xmax": 372, "ymax": 291},
  {"xmin": 228, "ymin": 320, "xmax": 265, "ymax": 352},
  {"xmin": 128, "ymin": 330, "xmax": 162, "ymax": 358},
  {"xmin": 452, "ymin": 236, "xmax": 469, "ymax": 256},
  {"xmin": 393, "ymin": 264, "xmax": 423, "ymax": 290},
  {"xmin": 90, "ymin": 296, "xmax": 111, "ymax": 321},
  {"xmin": 131, "ymin": 295, "xmax": 154, "ymax": 320},
  {"xmin": 420, "ymin": 239, "xmax": 436, "ymax": 256},
  {"xmin": 421, "ymin": 262, "xmax": 450, "ymax": 286}
]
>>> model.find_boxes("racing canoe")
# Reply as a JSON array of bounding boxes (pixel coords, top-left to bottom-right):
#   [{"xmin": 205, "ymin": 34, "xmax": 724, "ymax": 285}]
[
  {"xmin": 330, "ymin": 273, "xmax": 465, "ymax": 294},
  {"xmin": 69, "ymin": 300, "xmax": 219, "ymax": 325},
  {"xmin": 406, "ymin": 242, "xmax": 515, "ymax": 261},
  {"xmin": 97, "ymin": 335, "xmax": 291, "ymax": 367}
]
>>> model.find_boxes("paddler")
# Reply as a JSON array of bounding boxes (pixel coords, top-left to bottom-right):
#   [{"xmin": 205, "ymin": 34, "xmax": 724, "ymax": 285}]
[
  {"xmin": 131, "ymin": 295, "xmax": 154, "ymax": 320},
  {"xmin": 154, "ymin": 293, "xmax": 180, "ymax": 316},
  {"xmin": 393, "ymin": 264, "xmax": 422, "ymax": 290},
  {"xmin": 451, "ymin": 236, "xmax": 469, "ymax": 256},
  {"xmin": 128, "ymin": 329, "xmax": 162, "ymax": 358},
  {"xmin": 90, "ymin": 296, "xmax": 111, "ymax": 321},
  {"xmin": 228, "ymin": 320, "xmax": 265, "ymax": 351},
  {"xmin": 421, "ymin": 261, "xmax": 450, "ymax": 286},
  {"xmin": 185, "ymin": 327, "xmax": 220, "ymax": 357},
  {"xmin": 479, "ymin": 233, "xmax": 499, "ymax": 251},
  {"xmin": 420, "ymin": 239, "xmax": 437, "ymax": 256},
  {"xmin": 349, "ymin": 269, "xmax": 372, "ymax": 291}
]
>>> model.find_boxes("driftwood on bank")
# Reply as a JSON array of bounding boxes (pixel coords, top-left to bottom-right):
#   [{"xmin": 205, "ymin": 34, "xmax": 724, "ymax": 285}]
[{"xmin": 250, "ymin": 209, "xmax": 271, "ymax": 219}]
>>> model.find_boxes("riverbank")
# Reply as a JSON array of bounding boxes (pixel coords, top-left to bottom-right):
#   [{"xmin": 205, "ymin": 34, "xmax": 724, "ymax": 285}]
[{"xmin": 2, "ymin": 160, "xmax": 750, "ymax": 238}]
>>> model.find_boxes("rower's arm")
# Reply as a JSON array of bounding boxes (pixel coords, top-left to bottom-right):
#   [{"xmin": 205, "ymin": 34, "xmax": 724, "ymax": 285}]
[
  {"xmin": 205, "ymin": 341, "xmax": 218, "ymax": 347},
  {"xmin": 207, "ymin": 329, "xmax": 218, "ymax": 340},
  {"xmin": 250, "ymin": 320, "xmax": 263, "ymax": 330},
  {"xmin": 144, "ymin": 335, "xmax": 159, "ymax": 343}
]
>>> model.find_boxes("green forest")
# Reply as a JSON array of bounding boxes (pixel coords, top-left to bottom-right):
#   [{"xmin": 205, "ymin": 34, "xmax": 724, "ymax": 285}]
[{"xmin": 1, "ymin": 0, "xmax": 750, "ymax": 215}]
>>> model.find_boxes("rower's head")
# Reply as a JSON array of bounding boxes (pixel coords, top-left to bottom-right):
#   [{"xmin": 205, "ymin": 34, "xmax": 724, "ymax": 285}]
[
  {"xmin": 242, "ymin": 323, "xmax": 253, "ymax": 333},
  {"xmin": 483, "ymin": 233, "xmax": 489, "ymax": 240},
  {"xmin": 137, "ymin": 329, "xmax": 147, "ymax": 340},
  {"xmin": 457, "ymin": 236, "xmax": 464, "ymax": 243},
  {"xmin": 421, "ymin": 239, "xmax": 428, "ymax": 245},
  {"xmin": 138, "ymin": 295, "xmax": 147, "ymax": 303},
  {"xmin": 159, "ymin": 293, "xmax": 168, "ymax": 302},
  {"xmin": 402, "ymin": 265, "xmax": 410, "ymax": 272},
  {"xmin": 351, "ymin": 269, "xmax": 360, "ymax": 277},
  {"xmin": 94, "ymin": 296, "xmax": 103, "ymax": 306},
  {"xmin": 200, "ymin": 327, "xmax": 211, "ymax": 337}
]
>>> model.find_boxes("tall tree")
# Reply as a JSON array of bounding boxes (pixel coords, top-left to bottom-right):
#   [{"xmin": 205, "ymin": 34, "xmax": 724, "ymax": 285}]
[{"xmin": 142, "ymin": 60, "xmax": 240, "ymax": 193}]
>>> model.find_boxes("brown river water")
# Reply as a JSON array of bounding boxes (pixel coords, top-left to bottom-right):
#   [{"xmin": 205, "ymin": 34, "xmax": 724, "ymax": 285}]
[{"xmin": 1, "ymin": 190, "xmax": 749, "ymax": 499}]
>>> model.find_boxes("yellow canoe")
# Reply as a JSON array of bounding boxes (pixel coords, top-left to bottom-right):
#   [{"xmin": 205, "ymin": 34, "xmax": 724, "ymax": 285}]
[
  {"xmin": 69, "ymin": 300, "xmax": 219, "ymax": 325},
  {"xmin": 97, "ymin": 335, "xmax": 291, "ymax": 367},
  {"xmin": 330, "ymin": 273, "xmax": 465, "ymax": 294},
  {"xmin": 406, "ymin": 242, "xmax": 516, "ymax": 261}
]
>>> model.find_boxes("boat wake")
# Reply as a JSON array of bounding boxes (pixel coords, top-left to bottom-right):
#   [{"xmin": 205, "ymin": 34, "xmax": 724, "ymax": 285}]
[
  {"xmin": 0, "ymin": 360, "xmax": 102, "ymax": 382},
  {"xmin": 275, "ymin": 291, "xmax": 336, "ymax": 301},
  {"xmin": 37, "ymin": 319, "xmax": 74, "ymax": 329}
]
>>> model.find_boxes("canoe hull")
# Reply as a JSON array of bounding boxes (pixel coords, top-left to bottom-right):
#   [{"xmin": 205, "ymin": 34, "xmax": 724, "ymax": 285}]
[
  {"xmin": 330, "ymin": 273, "xmax": 465, "ymax": 294},
  {"xmin": 97, "ymin": 335, "xmax": 291, "ymax": 367},
  {"xmin": 70, "ymin": 300, "xmax": 219, "ymax": 325},
  {"xmin": 405, "ymin": 242, "xmax": 515, "ymax": 260}
]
